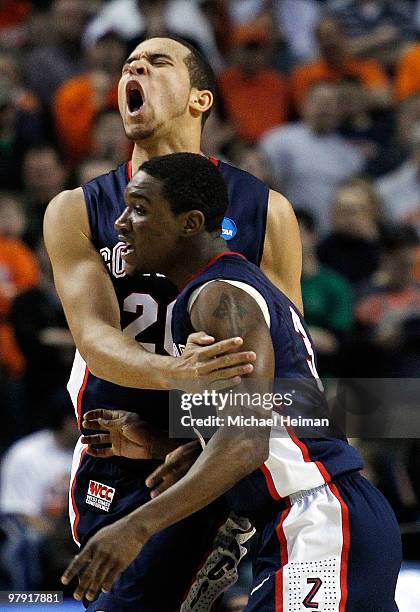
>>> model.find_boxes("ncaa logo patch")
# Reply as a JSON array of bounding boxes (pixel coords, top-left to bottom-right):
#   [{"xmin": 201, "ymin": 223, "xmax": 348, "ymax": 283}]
[
  {"xmin": 86, "ymin": 480, "xmax": 115, "ymax": 512},
  {"xmin": 221, "ymin": 217, "xmax": 237, "ymax": 241}
]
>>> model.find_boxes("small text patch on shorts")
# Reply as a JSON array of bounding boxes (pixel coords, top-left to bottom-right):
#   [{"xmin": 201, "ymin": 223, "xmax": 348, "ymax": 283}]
[{"xmin": 86, "ymin": 480, "xmax": 115, "ymax": 512}]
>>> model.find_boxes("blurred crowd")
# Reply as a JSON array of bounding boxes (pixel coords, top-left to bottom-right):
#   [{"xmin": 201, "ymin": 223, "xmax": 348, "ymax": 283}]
[{"xmin": 0, "ymin": 0, "xmax": 420, "ymax": 605}]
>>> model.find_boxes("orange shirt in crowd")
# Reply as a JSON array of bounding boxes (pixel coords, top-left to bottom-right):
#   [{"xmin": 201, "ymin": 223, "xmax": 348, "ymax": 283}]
[
  {"xmin": 291, "ymin": 57, "xmax": 389, "ymax": 108},
  {"xmin": 395, "ymin": 44, "xmax": 420, "ymax": 102},
  {"xmin": 218, "ymin": 67, "xmax": 289, "ymax": 143},
  {"xmin": 53, "ymin": 74, "xmax": 119, "ymax": 165},
  {"xmin": 0, "ymin": 236, "xmax": 39, "ymax": 377}
]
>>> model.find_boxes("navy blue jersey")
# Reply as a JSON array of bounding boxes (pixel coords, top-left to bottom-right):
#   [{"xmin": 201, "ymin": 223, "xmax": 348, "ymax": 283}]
[
  {"xmin": 172, "ymin": 253, "xmax": 363, "ymax": 526},
  {"xmin": 67, "ymin": 159, "xmax": 269, "ymax": 467}
]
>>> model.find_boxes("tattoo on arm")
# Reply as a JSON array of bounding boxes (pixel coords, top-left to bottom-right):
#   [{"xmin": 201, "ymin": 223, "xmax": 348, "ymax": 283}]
[
  {"xmin": 211, "ymin": 292, "xmax": 249, "ymax": 337},
  {"xmin": 212, "ymin": 293, "xmax": 248, "ymax": 319}
]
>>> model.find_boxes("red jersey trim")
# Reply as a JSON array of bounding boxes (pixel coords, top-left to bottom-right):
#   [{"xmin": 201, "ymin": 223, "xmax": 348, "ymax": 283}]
[
  {"xmin": 179, "ymin": 251, "xmax": 247, "ymax": 292},
  {"xmin": 70, "ymin": 447, "xmax": 87, "ymax": 546},
  {"xmin": 329, "ymin": 483, "xmax": 350, "ymax": 611},
  {"xmin": 275, "ymin": 502, "xmax": 291, "ymax": 611},
  {"xmin": 208, "ymin": 155, "xmax": 220, "ymax": 167},
  {"xmin": 76, "ymin": 366, "xmax": 89, "ymax": 430},
  {"xmin": 260, "ymin": 464, "xmax": 282, "ymax": 501},
  {"xmin": 287, "ymin": 426, "xmax": 332, "ymax": 484}
]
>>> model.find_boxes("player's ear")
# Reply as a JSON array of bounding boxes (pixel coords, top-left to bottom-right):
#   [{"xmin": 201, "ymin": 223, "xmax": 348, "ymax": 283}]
[
  {"xmin": 181, "ymin": 210, "xmax": 205, "ymax": 236},
  {"xmin": 189, "ymin": 88, "xmax": 213, "ymax": 119}
]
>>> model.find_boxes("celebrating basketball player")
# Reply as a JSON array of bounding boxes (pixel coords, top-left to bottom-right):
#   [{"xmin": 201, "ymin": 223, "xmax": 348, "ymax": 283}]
[
  {"xmin": 45, "ymin": 37, "xmax": 302, "ymax": 611},
  {"xmin": 63, "ymin": 153, "xmax": 401, "ymax": 611}
]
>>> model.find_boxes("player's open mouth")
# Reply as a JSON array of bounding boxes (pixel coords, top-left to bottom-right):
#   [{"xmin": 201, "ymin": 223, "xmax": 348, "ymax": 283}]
[
  {"xmin": 119, "ymin": 238, "xmax": 136, "ymax": 259},
  {"xmin": 126, "ymin": 80, "xmax": 145, "ymax": 116}
]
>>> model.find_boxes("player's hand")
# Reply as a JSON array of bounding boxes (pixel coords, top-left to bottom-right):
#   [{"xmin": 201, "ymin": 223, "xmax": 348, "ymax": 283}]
[
  {"xmin": 145, "ymin": 440, "xmax": 202, "ymax": 498},
  {"xmin": 61, "ymin": 515, "xmax": 147, "ymax": 602},
  {"xmin": 81, "ymin": 409, "xmax": 179, "ymax": 460},
  {"xmin": 171, "ymin": 331, "xmax": 256, "ymax": 393}
]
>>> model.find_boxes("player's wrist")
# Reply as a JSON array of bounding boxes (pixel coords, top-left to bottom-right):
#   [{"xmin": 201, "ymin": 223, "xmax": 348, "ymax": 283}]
[
  {"xmin": 146, "ymin": 354, "xmax": 175, "ymax": 390},
  {"xmin": 128, "ymin": 505, "xmax": 160, "ymax": 541}
]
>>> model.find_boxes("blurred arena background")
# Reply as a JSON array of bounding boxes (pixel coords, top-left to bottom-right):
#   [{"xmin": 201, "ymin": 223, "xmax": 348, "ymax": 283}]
[{"xmin": 0, "ymin": 0, "xmax": 420, "ymax": 609}]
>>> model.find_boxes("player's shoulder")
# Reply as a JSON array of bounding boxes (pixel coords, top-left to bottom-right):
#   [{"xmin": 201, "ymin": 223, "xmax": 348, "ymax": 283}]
[{"xmin": 44, "ymin": 187, "xmax": 86, "ymax": 228}]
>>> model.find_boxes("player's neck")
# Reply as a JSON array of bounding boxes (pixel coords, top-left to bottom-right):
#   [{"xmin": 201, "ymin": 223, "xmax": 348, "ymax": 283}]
[
  {"xmin": 165, "ymin": 238, "xmax": 228, "ymax": 291},
  {"xmin": 131, "ymin": 134, "xmax": 202, "ymax": 173}
]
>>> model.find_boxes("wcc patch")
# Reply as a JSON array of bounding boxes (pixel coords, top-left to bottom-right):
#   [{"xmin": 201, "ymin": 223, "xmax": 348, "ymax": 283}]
[{"xmin": 86, "ymin": 480, "xmax": 115, "ymax": 512}]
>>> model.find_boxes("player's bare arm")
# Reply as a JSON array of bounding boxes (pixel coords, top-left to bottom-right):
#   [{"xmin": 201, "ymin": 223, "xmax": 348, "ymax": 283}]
[
  {"xmin": 261, "ymin": 190, "xmax": 303, "ymax": 313},
  {"xmin": 44, "ymin": 189, "xmax": 256, "ymax": 390},
  {"xmin": 61, "ymin": 282, "xmax": 274, "ymax": 601}
]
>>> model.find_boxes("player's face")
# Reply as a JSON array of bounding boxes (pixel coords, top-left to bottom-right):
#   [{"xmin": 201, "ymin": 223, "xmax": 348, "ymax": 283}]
[
  {"xmin": 116, "ymin": 171, "xmax": 182, "ymax": 275},
  {"xmin": 118, "ymin": 38, "xmax": 194, "ymax": 141}
]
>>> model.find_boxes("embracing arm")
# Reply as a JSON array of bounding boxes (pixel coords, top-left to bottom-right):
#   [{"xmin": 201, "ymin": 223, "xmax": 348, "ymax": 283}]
[
  {"xmin": 44, "ymin": 189, "xmax": 255, "ymax": 390},
  {"xmin": 261, "ymin": 190, "xmax": 303, "ymax": 313},
  {"xmin": 137, "ymin": 283, "xmax": 274, "ymax": 525},
  {"xmin": 62, "ymin": 282, "xmax": 274, "ymax": 599}
]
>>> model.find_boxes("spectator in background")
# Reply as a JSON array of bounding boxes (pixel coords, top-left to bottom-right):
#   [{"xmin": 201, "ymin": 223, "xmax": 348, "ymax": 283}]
[
  {"xmin": 76, "ymin": 158, "xmax": 115, "ymax": 185},
  {"xmin": 0, "ymin": 68, "xmax": 45, "ymax": 190},
  {"xmin": 226, "ymin": 139, "xmax": 268, "ymax": 183},
  {"xmin": 376, "ymin": 121, "xmax": 420, "ymax": 234},
  {"xmin": 25, "ymin": 0, "xmax": 88, "ymax": 106},
  {"xmin": 296, "ymin": 209, "xmax": 353, "ymax": 375},
  {"xmin": 10, "ymin": 239, "xmax": 73, "ymax": 430},
  {"xmin": 273, "ymin": 0, "xmax": 322, "ymax": 62},
  {"xmin": 53, "ymin": 31, "xmax": 126, "ymax": 165},
  {"xmin": 22, "ymin": 144, "xmax": 68, "ymax": 248},
  {"xmin": 91, "ymin": 108, "xmax": 131, "ymax": 167},
  {"xmin": 0, "ymin": 193, "xmax": 38, "ymax": 382},
  {"xmin": 291, "ymin": 15, "xmax": 390, "ymax": 112},
  {"xmin": 0, "ymin": 192, "xmax": 26, "ymax": 239},
  {"xmin": 84, "ymin": 0, "xmax": 223, "ymax": 71},
  {"xmin": 228, "ymin": 0, "xmax": 267, "ymax": 25},
  {"xmin": 0, "ymin": 391, "xmax": 76, "ymax": 531},
  {"xmin": 318, "ymin": 177, "xmax": 382, "ymax": 287},
  {"xmin": 218, "ymin": 21, "xmax": 289, "ymax": 143},
  {"xmin": 260, "ymin": 82, "xmax": 365, "ymax": 233},
  {"xmin": 200, "ymin": 98, "xmax": 235, "ymax": 159},
  {"xmin": 0, "ymin": 392, "xmax": 78, "ymax": 589},
  {"xmin": 353, "ymin": 224, "xmax": 420, "ymax": 376},
  {"xmin": 199, "ymin": 0, "xmax": 233, "ymax": 60},
  {"xmin": 395, "ymin": 42, "xmax": 420, "ymax": 103},
  {"xmin": 0, "ymin": 0, "xmax": 32, "ymax": 48},
  {"xmin": 327, "ymin": 0, "xmax": 413, "ymax": 69},
  {"xmin": 0, "ymin": 77, "xmax": 22, "ymax": 190},
  {"xmin": 337, "ymin": 75, "xmax": 395, "ymax": 178}
]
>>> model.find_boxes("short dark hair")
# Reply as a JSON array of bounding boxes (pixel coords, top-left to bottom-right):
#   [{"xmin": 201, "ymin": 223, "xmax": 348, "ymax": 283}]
[
  {"xmin": 147, "ymin": 35, "xmax": 216, "ymax": 127},
  {"xmin": 139, "ymin": 153, "xmax": 228, "ymax": 232}
]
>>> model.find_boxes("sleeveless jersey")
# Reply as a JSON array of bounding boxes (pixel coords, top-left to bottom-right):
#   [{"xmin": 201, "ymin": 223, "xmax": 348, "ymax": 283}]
[
  {"xmin": 172, "ymin": 253, "xmax": 363, "ymax": 526},
  {"xmin": 67, "ymin": 159, "xmax": 269, "ymax": 468}
]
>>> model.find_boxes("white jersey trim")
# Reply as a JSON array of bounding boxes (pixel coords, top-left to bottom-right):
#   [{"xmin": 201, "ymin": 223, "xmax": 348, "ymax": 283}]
[
  {"xmin": 67, "ymin": 349, "xmax": 88, "ymax": 417},
  {"xmin": 187, "ymin": 279, "xmax": 271, "ymax": 327}
]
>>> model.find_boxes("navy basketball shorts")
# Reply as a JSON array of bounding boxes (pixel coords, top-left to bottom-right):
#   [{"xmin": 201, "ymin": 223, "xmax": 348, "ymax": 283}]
[
  {"xmin": 245, "ymin": 472, "xmax": 402, "ymax": 612},
  {"xmin": 69, "ymin": 438, "xmax": 229, "ymax": 611}
]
